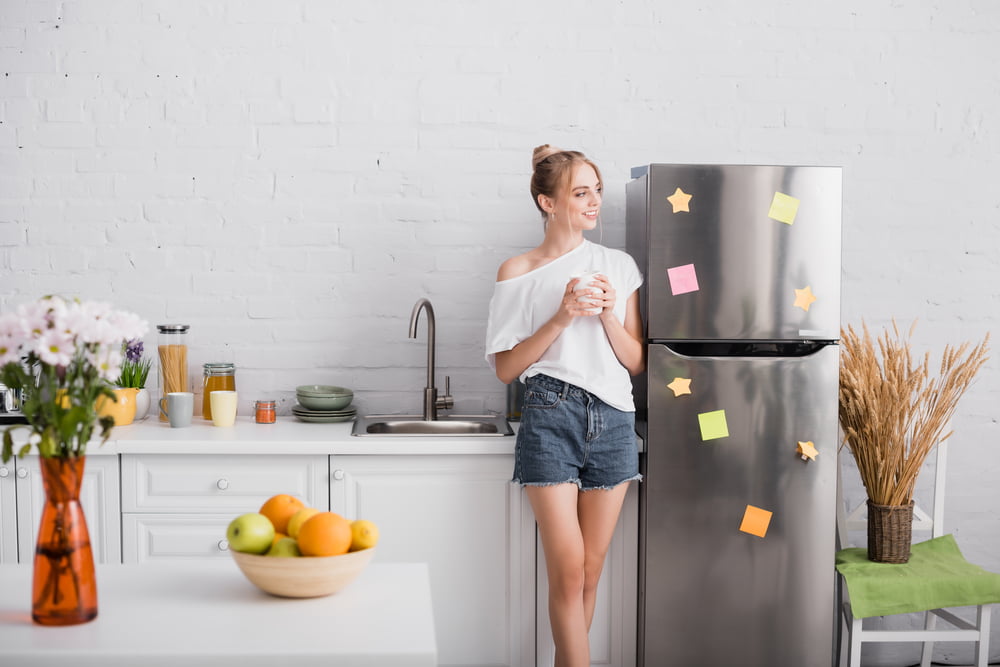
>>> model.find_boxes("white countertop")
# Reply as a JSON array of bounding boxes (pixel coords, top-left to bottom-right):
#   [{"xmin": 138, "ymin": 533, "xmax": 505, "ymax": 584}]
[
  {"xmin": 0, "ymin": 561, "xmax": 438, "ymax": 666},
  {"xmin": 77, "ymin": 415, "xmax": 519, "ymax": 456}
]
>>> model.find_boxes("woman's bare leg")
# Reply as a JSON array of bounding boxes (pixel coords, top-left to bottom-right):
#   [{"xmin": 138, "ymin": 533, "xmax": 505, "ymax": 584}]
[
  {"xmin": 577, "ymin": 482, "xmax": 630, "ymax": 629},
  {"xmin": 527, "ymin": 481, "xmax": 631, "ymax": 667}
]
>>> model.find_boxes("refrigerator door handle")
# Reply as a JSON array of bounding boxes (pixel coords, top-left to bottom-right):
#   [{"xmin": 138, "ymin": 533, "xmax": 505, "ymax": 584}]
[{"xmin": 658, "ymin": 340, "xmax": 835, "ymax": 358}]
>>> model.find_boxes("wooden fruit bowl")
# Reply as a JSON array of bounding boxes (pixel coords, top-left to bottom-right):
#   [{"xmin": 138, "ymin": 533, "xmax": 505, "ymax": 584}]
[{"xmin": 230, "ymin": 547, "xmax": 375, "ymax": 598}]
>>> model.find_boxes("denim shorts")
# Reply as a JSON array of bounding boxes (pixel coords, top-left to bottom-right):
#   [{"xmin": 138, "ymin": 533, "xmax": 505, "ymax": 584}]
[{"xmin": 513, "ymin": 374, "xmax": 641, "ymax": 491}]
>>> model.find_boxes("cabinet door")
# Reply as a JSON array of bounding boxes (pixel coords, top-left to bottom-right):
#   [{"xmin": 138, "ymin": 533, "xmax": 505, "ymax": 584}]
[
  {"xmin": 330, "ymin": 454, "xmax": 536, "ymax": 667},
  {"xmin": 122, "ymin": 513, "xmax": 234, "ymax": 563},
  {"xmin": 0, "ymin": 462, "xmax": 16, "ymax": 563},
  {"xmin": 535, "ymin": 481, "xmax": 639, "ymax": 667},
  {"xmin": 122, "ymin": 454, "xmax": 329, "ymax": 512},
  {"xmin": 15, "ymin": 455, "xmax": 122, "ymax": 564}
]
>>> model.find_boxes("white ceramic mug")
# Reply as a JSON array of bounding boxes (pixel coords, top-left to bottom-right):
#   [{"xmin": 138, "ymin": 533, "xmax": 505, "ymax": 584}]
[
  {"xmin": 159, "ymin": 392, "xmax": 194, "ymax": 428},
  {"xmin": 572, "ymin": 271, "xmax": 604, "ymax": 314},
  {"xmin": 210, "ymin": 390, "xmax": 238, "ymax": 427}
]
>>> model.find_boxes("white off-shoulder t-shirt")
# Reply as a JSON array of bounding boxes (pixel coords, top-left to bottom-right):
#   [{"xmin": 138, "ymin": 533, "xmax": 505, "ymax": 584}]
[{"xmin": 484, "ymin": 240, "xmax": 643, "ymax": 412}]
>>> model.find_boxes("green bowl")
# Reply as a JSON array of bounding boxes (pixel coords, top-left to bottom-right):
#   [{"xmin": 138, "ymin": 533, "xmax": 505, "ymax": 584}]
[
  {"xmin": 296, "ymin": 393, "xmax": 353, "ymax": 411},
  {"xmin": 296, "ymin": 384, "xmax": 353, "ymax": 397}
]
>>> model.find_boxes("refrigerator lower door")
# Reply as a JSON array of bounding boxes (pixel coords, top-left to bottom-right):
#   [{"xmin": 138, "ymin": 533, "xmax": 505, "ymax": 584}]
[{"xmin": 639, "ymin": 343, "xmax": 838, "ymax": 667}]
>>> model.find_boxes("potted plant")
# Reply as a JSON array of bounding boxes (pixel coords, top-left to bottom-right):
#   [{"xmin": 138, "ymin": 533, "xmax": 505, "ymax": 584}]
[
  {"xmin": 0, "ymin": 295, "xmax": 147, "ymax": 625},
  {"xmin": 838, "ymin": 321, "xmax": 989, "ymax": 563},
  {"xmin": 115, "ymin": 338, "xmax": 152, "ymax": 421}
]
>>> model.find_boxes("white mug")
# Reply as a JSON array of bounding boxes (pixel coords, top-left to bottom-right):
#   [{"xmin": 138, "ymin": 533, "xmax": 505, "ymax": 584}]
[
  {"xmin": 572, "ymin": 271, "xmax": 604, "ymax": 314},
  {"xmin": 210, "ymin": 390, "xmax": 238, "ymax": 427}
]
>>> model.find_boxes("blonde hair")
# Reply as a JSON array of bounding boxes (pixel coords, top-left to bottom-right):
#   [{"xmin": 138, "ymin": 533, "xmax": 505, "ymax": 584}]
[{"xmin": 529, "ymin": 144, "xmax": 603, "ymax": 221}]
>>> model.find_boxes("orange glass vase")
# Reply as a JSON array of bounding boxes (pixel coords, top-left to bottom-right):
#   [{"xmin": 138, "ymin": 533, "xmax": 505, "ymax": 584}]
[{"xmin": 32, "ymin": 456, "xmax": 98, "ymax": 626}]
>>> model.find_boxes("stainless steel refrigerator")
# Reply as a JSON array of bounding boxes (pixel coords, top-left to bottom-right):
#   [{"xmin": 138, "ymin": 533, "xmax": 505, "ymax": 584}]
[{"xmin": 625, "ymin": 164, "xmax": 842, "ymax": 667}]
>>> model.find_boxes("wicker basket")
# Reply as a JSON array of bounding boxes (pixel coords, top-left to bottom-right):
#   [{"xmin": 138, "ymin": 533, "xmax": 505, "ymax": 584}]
[{"xmin": 867, "ymin": 499, "xmax": 914, "ymax": 563}]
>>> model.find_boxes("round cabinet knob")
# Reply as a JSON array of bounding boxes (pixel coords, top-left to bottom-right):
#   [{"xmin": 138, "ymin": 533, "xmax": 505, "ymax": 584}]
[
  {"xmin": 16, "ymin": 467, "xmax": 28, "ymax": 479},
  {"xmin": 218, "ymin": 539, "xmax": 229, "ymax": 552},
  {"xmin": 332, "ymin": 469, "xmax": 344, "ymax": 481},
  {"xmin": 216, "ymin": 478, "xmax": 229, "ymax": 491},
  {"xmin": 0, "ymin": 466, "xmax": 9, "ymax": 478}
]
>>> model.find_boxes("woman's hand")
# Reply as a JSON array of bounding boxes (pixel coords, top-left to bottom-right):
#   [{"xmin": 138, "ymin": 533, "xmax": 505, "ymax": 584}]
[{"xmin": 555, "ymin": 277, "xmax": 602, "ymax": 326}]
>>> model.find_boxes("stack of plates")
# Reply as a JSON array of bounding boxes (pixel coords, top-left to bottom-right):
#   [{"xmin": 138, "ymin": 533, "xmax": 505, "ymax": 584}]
[{"xmin": 293, "ymin": 385, "xmax": 356, "ymax": 424}]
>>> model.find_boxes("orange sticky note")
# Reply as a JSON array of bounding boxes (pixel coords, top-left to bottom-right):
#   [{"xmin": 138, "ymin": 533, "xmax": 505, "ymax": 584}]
[{"xmin": 739, "ymin": 505, "xmax": 773, "ymax": 538}]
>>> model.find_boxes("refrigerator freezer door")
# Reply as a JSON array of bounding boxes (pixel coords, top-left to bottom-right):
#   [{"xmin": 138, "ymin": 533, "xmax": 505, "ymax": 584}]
[
  {"xmin": 640, "ymin": 342, "xmax": 839, "ymax": 667},
  {"xmin": 627, "ymin": 164, "xmax": 842, "ymax": 342}
]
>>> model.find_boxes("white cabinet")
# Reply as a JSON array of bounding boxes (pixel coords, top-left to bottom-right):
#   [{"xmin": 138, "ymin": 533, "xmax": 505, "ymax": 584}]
[
  {"xmin": 0, "ymin": 461, "xmax": 17, "ymax": 563},
  {"xmin": 535, "ymin": 482, "xmax": 639, "ymax": 667},
  {"xmin": 329, "ymin": 454, "xmax": 537, "ymax": 667},
  {"xmin": 0, "ymin": 455, "xmax": 120, "ymax": 565},
  {"xmin": 120, "ymin": 454, "xmax": 328, "ymax": 563}
]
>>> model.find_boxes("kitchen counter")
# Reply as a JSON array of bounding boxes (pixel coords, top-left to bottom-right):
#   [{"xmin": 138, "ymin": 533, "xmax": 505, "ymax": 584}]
[
  {"xmin": 76, "ymin": 414, "xmax": 642, "ymax": 455},
  {"xmin": 78, "ymin": 415, "xmax": 519, "ymax": 456},
  {"xmin": 0, "ymin": 561, "xmax": 437, "ymax": 666}
]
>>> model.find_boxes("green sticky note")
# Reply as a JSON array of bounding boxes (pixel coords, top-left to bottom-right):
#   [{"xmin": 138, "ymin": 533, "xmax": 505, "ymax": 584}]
[
  {"xmin": 698, "ymin": 409, "xmax": 729, "ymax": 441},
  {"xmin": 768, "ymin": 192, "xmax": 800, "ymax": 225}
]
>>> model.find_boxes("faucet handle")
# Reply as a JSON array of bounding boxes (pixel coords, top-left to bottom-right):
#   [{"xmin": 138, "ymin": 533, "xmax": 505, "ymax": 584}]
[{"xmin": 436, "ymin": 375, "xmax": 454, "ymax": 411}]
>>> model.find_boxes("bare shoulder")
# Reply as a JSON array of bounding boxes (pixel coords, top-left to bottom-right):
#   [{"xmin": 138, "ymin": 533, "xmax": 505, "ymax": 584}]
[{"xmin": 496, "ymin": 253, "xmax": 535, "ymax": 281}]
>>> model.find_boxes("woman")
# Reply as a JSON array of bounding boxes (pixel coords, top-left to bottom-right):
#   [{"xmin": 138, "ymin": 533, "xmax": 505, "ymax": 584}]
[{"xmin": 485, "ymin": 145, "xmax": 644, "ymax": 666}]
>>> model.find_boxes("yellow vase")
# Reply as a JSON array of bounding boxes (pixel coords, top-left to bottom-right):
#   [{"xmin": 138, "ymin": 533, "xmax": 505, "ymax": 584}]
[{"xmin": 95, "ymin": 387, "xmax": 138, "ymax": 426}]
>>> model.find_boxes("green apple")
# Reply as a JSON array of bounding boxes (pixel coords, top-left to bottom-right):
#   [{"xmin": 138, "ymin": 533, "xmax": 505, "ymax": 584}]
[
  {"xmin": 226, "ymin": 513, "xmax": 275, "ymax": 554},
  {"xmin": 267, "ymin": 537, "xmax": 302, "ymax": 558}
]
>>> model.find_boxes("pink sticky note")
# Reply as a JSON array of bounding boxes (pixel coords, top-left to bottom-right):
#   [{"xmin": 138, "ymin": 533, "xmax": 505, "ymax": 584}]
[{"xmin": 667, "ymin": 264, "xmax": 699, "ymax": 295}]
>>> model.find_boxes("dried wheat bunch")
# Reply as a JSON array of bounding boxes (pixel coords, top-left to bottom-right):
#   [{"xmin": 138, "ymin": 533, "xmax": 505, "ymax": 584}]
[{"xmin": 838, "ymin": 321, "xmax": 990, "ymax": 506}]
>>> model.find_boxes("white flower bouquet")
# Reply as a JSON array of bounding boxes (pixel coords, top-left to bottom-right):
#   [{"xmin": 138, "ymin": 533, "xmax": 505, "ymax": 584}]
[{"xmin": 0, "ymin": 295, "xmax": 149, "ymax": 462}]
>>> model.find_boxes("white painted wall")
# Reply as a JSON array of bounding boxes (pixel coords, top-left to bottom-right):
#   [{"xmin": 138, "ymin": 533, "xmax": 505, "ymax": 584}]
[{"xmin": 2, "ymin": 2, "xmax": 997, "ymax": 663}]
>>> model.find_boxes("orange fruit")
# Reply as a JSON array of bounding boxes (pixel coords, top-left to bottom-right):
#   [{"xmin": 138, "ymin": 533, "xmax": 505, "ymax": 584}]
[
  {"xmin": 297, "ymin": 512, "xmax": 352, "ymax": 557},
  {"xmin": 258, "ymin": 494, "xmax": 305, "ymax": 535},
  {"xmin": 271, "ymin": 532, "xmax": 287, "ymax": 547}
]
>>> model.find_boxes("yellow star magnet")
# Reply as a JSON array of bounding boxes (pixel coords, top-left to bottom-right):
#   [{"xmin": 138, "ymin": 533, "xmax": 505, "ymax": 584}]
[
  {"xmin": 667, "ymin": 377, "xmax": 692, "ymax": 397},
  {"xmin": 793, "ymin": 286, "xmax": 817, "ymax": 312},
  {"xmin": 797, "ymin": 441, "xmax": 819, "ymax": 461},
  {"xmin": 666, "ymin": 187, "xmax": 692, "ymax": 213}
]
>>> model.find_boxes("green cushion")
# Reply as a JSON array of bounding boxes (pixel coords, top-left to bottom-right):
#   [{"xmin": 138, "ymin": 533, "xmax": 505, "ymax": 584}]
[{"xmin": 836, "ymin": 534, "xmax": 1000, "ymax": 618}]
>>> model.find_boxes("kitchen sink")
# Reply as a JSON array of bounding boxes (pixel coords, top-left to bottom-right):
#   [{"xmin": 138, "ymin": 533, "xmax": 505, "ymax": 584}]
[{"xmin": 352, "ymin": 414, "xmax": 514, "ymax": 437}]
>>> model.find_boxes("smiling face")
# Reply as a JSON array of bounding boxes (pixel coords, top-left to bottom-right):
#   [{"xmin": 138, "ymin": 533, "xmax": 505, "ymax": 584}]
[{"xmin": 542, "ymin": 162, "xmax": 602, "ymax": 232}]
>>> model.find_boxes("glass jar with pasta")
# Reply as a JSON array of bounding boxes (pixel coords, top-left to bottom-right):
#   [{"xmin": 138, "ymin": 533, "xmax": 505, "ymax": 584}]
[{"xmin": 156, "ymin": 325, "xmax": 190, "ymax": 422}]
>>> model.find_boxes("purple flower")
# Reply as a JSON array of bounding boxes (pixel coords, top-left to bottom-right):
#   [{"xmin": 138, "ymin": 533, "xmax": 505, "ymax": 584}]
[{"xmin": 124, "ymin": 338, "xmax": 144, "ymax": 363}]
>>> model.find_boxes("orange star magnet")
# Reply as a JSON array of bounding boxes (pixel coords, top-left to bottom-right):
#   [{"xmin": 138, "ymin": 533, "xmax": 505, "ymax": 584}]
[
  {"xmin": 796, "ymin": 440, "xmax": 818, "ymax": 461},
  {"xmin": 667, "ymin": 377, "xmax": 692, "ymax": 397},
  {"xmin": 793, "ymin": 286, "xmax": 817, "ymax": 312},
  {"xmin": 666, "ymin": 187, "xmax": 692, "ymax": 213}
]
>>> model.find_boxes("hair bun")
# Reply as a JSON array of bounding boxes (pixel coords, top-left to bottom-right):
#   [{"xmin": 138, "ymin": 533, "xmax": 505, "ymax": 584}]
[{"xmin": 532, "ymin": 144, "xmax": 563, "ymax": 169}]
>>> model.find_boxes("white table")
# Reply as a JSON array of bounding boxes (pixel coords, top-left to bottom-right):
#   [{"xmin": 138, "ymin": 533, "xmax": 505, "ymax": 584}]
[{"xmin": 0, "ymin": 562, "xmax": 438, "ymax": 666}]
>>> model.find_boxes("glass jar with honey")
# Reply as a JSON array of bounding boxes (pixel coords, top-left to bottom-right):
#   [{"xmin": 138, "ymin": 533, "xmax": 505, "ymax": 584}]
[{"xmin": 202, "ymin": 363, "xmax": 236, "ymax": 420}]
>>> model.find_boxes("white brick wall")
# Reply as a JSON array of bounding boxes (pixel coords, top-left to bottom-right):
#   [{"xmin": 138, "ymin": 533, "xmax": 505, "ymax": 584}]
[{"xmin": 2, "ymin": 1, "xmax": 998, "ymax": 661}]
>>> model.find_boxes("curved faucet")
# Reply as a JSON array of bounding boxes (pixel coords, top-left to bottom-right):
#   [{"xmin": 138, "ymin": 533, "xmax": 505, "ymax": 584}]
[{"xmin": 409, "ymin": 298, "xmax": 453, "ymax": 421}]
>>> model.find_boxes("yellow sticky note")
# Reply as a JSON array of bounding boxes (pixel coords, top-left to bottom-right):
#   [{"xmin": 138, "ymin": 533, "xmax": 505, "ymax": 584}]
[
  {"xmin": 739, "ymin": 505, "xmax": 773, "ymax": 538},
  {"xmin": 698, "ymin": 409, "xmax": 729, "ymax": 441},
  {"xmin": 768, "ymin": 192, "xmax": 800, "ymax": 225}
]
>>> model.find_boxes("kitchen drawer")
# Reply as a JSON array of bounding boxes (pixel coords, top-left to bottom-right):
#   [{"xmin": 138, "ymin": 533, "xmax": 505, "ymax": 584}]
[
  {"xmin": 121, "ymin": 454, "xmax": 329, "ymax": 513},
  {"xmin": 122, "ymin": 513, "xmax": 234, "ymax": 563}
]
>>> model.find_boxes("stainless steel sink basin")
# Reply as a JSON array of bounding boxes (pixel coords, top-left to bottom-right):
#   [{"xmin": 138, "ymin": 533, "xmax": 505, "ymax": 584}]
[{"xmin": 352, "ymin": 414, "xmax": 514, "ymax": 437}]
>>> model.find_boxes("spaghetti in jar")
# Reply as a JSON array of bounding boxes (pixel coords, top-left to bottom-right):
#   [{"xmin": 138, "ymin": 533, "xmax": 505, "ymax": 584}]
[{"xmin": 157, "ymin": 325, "xmax": 190, "ymax": 422}]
